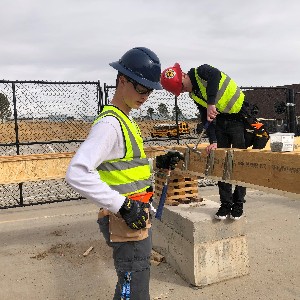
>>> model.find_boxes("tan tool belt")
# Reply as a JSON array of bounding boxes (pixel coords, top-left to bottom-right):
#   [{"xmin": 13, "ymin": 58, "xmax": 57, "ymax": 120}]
[{"xmin": 98, "ymin": 208, "xmax": 151, "ymax": 243}]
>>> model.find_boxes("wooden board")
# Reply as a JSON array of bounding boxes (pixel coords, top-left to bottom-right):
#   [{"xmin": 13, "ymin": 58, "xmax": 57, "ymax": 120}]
[
  {"xmin": 173, "ymin": 146, "xmax": 300, "ymax": 196},
  {"xmin": 0, "ymin": 145, "xmax": 299, "ymax": 197},
  {"xmin": 0, "ymin": 153, "xmax": 74, "ymax": 184},
  {"xmin": 232, "ymin": 149, "xmax": 300, "ymax": 194}
]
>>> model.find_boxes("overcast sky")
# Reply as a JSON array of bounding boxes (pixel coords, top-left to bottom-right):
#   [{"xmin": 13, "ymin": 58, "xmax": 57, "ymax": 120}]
[{"xmin": 1, "ymin": 0, "xmax": 299, "ymax": 87}]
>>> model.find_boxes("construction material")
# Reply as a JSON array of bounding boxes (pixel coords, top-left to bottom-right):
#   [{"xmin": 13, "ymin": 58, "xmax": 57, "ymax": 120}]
[
  {"xmin": 0, "ymin": 153, "xmax": 74, "ymax": 185},
  {"xmin": 154, "ymin": 169, "xmax": 200, "ymax": 206},
  {"xmin": 152, "ymin": 200, "xmax": 249, "ymax": 287},
  {"xmin": 173, "ymin": 146, "xmax": 300, "ymax": 197},
  {"xmin": 0, "ymin": 147, "xmax": 299, "ymax": 198},
  {"xmin": 83, "ymin": 246, "xmax": 94, "ymax": 257},
  {"xmin": 231, "ymin": 149, "xmax": 300, "ymax": 196}
]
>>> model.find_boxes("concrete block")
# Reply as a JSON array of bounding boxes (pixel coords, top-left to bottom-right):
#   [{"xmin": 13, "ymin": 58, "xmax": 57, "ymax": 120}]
[{"xmin": 152, "ymin": 199, "xmax": 250, "ymax": 287}]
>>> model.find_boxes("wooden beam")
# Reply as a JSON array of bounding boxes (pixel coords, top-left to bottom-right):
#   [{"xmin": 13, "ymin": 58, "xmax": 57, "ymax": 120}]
[
  {"xmin": 172, "ymin": 146, "xmax": 300, "ymax": 198},
  {"xmin": 0, "ymin": 146, "xmax": 299, "ymax": 199},
  {"xmin": 232, "ymin": 149, "xmax": 300, "ymax": 194}
]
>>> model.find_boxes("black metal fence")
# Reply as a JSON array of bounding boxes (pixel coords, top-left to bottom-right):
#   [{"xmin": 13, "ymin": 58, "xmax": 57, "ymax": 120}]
[
  {"xmin": 1, "ymin": 81, "xmax": 299, "ymax": 209},
  {"xmin": 0, "ymin": 80, "xmax": 102, "ymax": 208},
  {"xmin": 241, "ymin": 87, "xmax": 299, "ymax": 135}
]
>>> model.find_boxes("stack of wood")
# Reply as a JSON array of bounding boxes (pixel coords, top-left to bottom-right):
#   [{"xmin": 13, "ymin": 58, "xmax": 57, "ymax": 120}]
[{"xmin": 154, "ymin": 169, "xmax": 202, "ymax": 206}]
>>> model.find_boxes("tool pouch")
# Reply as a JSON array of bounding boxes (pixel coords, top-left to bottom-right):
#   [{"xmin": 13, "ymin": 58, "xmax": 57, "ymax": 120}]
[
  {"xmin": 109, "ymin": 210, "xmax": 151, "ymax": 242},
  {"xmin": 98, "ymin": 208, "xmax": 151, "ymax": 242}
]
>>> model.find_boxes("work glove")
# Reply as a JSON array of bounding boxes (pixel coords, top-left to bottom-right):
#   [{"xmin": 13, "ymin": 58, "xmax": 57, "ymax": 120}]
[
  {"xmin": 252, "ymin": 123, "xmax": 269, "ymax": 149},
  {"xmin": 156, "ymin": 150, "xmax": 184, "ymax": 170},
  {"xmin": 119, "ymin": 198, "xmax": 149, "ymax": 230},
  {"xmin": 244, "ymin": 122, "xmax": 269, "ymax": 149}
]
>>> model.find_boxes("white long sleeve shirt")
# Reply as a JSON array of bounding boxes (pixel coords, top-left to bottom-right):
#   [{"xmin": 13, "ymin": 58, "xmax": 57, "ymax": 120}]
[{"xmin": 66, "ymin": 114, "xmax": 129, "ymax": 214}]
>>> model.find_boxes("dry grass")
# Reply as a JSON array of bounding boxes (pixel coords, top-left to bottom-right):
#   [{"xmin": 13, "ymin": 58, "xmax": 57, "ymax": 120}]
[
  {"xmin": 0, "ymin": 120, "xmax": 198, "ymax": 143},
  {"xmin": 0, "ymin": 120, "xmax": 92, "ymax": 143}
]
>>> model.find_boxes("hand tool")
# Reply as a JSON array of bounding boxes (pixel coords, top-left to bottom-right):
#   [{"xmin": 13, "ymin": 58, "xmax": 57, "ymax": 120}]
[{"xmin": 155, "ymin": 168, "xmax": 171, "ymax": 221}]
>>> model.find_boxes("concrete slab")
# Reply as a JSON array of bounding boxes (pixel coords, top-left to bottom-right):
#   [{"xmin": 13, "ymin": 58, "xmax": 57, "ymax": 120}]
[{"xmin": 152, "ymin": 199, "xmax": 250, "ymax": 286}]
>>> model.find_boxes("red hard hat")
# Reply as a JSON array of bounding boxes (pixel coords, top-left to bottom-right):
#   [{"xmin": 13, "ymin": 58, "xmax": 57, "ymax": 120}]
[{"xmin": 160, "ymin": 63, "xmax": 182, "ymax": 96}]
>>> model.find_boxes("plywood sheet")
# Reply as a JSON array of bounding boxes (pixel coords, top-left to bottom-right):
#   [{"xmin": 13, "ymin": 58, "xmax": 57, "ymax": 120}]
[{"xmin": 0, "ymin": 153, "xmax": 74, "ymax": 184}]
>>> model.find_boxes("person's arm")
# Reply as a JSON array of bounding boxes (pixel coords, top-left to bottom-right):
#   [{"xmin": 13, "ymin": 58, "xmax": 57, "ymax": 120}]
[
  {"xmin": 65, "ymin": 117, "xmax": 126, "ymax": 214},
  {"xmin": 196, "ymin": 64, "xmax": 221, "ymax": 121}
]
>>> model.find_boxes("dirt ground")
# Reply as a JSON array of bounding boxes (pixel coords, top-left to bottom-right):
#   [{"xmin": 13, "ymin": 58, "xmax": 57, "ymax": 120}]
[{"xmin": 0, "ymin": 185, "xmax": 299, "ymax": 300}]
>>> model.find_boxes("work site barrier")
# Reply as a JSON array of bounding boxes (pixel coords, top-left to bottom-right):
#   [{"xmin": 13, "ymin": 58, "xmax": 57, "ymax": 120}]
[
  {"xmin": 241, "ymin": 86, "xmax": 299, "ymax": 135},
  {"xmin": 0, "ymin": 81, "xmax": 299, "ymax": 208},
  {"xmin": 0, "ymin": 80, "xmax": 102, "ymax": 208}
]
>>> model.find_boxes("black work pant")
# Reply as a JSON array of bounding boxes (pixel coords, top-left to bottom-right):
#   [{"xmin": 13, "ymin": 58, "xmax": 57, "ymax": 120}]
[
  {"xmin": 98, "ymin": 216, "xmax": 151, "ymax": 300},
  {"xmin": 215, "ymin": 116, "xmax": 247, "ymax": 205}
]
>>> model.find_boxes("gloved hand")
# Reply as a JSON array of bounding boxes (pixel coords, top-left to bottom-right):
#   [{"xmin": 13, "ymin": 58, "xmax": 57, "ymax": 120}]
[
  {"xmin": 119, "ymin": 198, "xmax": 149, "ymax": 230},
  {"xmin": 156, "ymin": 150, "xmax": 184, "ymax": 170},
  {"xmin": 252, "ymin": 123, "xmax": 269, "ymax": 149},
  {"xmin": 245, "ymin": 122, "xmax": 269, "ymax": 149}
]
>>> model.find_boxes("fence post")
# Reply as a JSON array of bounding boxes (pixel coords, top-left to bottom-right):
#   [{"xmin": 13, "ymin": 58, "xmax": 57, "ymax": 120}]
[
  {"xmin": 97, "ymin": 80, "xmax": 102, "ymax": 115},
  {"xmin": 12, "ymin": 82, "xmax": 24, "ymax": 206},
  {"xmin": 286, "ymin": 88, "xmax": 296, "ymax": 134},
  {"xmin": 12, "ymin": 82, "xmax": 20, "ymax": 155}
]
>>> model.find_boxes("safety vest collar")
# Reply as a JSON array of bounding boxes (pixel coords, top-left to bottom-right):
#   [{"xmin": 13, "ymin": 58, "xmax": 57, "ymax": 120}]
[{"xmin": 94, "ymin": 107, "xmax": 143, "ymax": 158}]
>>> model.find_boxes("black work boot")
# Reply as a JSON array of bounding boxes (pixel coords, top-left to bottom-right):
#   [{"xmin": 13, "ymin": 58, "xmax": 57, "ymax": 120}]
[
  {"xmin": 230, "ymin": 203, "xmax": 244, "ymax": 220},
  {"xmin": 215, "ymin": 203, "xmax": 232, "ymax": 220}
]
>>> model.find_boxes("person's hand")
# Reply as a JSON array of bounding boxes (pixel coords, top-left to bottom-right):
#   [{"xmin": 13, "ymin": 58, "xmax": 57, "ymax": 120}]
[
  {"xmin": 156, "ymin": 150, "xmax": 184, "ymax": 170},
  {"xmin": 119, "ymin": 198, "xmax": 149, "ymax": 230},
  {"xmin": 206, "ymin": 142, "xmax": 217, "ymax": 154},
  {"xmin": 207, "ymin": 105, "xmax": 218, "ymax": 121}
]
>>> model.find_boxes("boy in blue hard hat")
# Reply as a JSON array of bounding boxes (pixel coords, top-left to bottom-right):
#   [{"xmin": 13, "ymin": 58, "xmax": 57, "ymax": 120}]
[{"xmin": 66, "ymin": 47, "xmax": 181, "ymax": 300}]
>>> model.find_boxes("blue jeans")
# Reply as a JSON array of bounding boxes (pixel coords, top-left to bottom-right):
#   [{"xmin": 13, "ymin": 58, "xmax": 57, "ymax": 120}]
[
  {"xmin": 215, "ymin": 115, "xmax": 247, "ymax": 205},
  {"xmin": 97, "ymin": 216, "xmax": 151, "ymax": 300}
]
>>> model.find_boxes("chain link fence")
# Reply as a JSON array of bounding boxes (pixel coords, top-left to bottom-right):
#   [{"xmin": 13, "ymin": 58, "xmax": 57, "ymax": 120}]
[
  {"xmin": 104, "ymin": 84, "xmax": 202, "ymax": 148},
  {"xmin": 104, "ymin": 84, "xmax": 299, "ymax": 146},
  {"xmin": 1, "ymin": 81, "xmax": 298, "ymax": 209},
  {"xmin": 0, "ymin": 80, "xmax": 102, "ymax": 208}
]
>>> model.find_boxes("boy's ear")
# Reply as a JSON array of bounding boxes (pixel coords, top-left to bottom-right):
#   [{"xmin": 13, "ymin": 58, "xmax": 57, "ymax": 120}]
[{"xmin": 119, "ymin": 75, "xmax": 127, "ymax": 85}]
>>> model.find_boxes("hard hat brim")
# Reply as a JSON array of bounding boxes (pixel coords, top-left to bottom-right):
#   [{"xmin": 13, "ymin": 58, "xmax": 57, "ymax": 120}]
[{"xmin": 109, "ymin": 61, "xmax": 163, "ymax": 90}]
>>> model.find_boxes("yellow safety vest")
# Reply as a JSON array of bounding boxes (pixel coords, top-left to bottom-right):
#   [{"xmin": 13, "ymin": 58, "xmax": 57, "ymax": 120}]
[
  {"xmin": 93, "ymin": 105, "xmax": 151, "ymax": 196},
  {"xmin": 191, "ymin": 68, "xmax": 244, "ymax": 113}
]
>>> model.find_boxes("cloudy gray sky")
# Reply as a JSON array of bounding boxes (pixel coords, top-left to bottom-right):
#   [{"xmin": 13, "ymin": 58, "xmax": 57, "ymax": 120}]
[{"xmin": 1, "ymin": 0, "xmax": 299, "ymax": 87}]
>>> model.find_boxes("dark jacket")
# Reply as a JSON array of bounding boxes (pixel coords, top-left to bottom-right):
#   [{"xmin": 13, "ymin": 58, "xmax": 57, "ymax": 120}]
[{"xmin": 188, "ymin": 64, "xmax": 246, "ymax": 144}]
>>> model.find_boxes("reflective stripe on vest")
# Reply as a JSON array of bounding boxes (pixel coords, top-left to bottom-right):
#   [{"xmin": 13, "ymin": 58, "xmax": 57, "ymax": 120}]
[
  {"xmin": 191, "ymin": 68, "xmax": 244, "ymax": 113},
  {"xmin": 93, "ymin": 106, "xmax": 151, "ymax": 196}
]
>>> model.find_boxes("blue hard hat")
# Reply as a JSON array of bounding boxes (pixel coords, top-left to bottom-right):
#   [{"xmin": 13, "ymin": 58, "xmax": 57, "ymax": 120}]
[{"xmin": 109, "ymin": 47, "xmax": 162, "ymax": 90}]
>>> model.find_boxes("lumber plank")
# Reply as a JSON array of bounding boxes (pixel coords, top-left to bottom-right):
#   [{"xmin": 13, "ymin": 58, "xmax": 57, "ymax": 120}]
[
  {"xmin": 0, "ymin": 152, "xmax": 74, "ymax": 184},
  {"xmin": 0, "ymin": 146, "xmax": 299, "ymax": 198},
  {"xmin": 172, "ymin": 146, "xmax": 300, "ymax": 197},
  {"xmin": 232, "ymin": 149, "xmax": 300, "ymax": 194}
]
